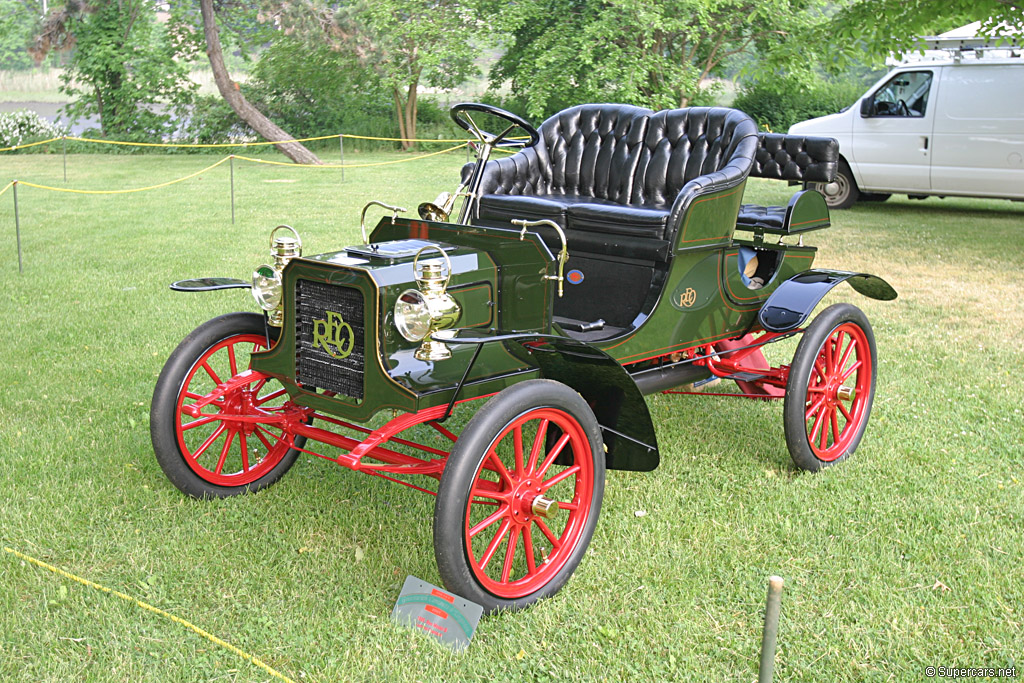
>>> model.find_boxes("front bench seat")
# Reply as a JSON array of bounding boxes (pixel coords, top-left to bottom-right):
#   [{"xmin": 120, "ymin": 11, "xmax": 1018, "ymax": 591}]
[{"xmin": 471, "ymin": 104, "xmax": 759, "ymax": 261}]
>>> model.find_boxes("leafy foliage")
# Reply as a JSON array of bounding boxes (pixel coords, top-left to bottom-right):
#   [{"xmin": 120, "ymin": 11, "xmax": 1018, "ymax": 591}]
[
  {"xmin": 732, "ymin": 75, "xmax": 874, "ymax": 132},
  {"xmin": 55, "ymin": 1, "xmax": 197, "ymax": 140},
  {"xmin": 489, "ymin": 0, "xmax": 831, "ymax": 118}
]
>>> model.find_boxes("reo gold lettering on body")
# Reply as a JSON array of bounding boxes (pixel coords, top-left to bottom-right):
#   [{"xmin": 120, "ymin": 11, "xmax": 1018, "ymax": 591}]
[
  {"xmin": 679, "ymin": 287, "xmax": 697, "ymax": 308},
  {"xmin": 312, "ymin": 311, "xmax": 355, "ymax": 359}
]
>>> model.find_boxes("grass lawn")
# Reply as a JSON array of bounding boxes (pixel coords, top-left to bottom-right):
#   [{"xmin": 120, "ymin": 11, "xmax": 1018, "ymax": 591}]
[{"xmin": 0, "ymin": 150, "xmax": 1021, "ymax": 682}]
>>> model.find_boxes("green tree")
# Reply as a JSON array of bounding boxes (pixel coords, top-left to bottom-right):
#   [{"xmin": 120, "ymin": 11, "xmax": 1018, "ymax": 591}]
[
  {"xmin": 33, "ymin": 0, "xmax": 196, "ymax": 139},
  {"xmin": 489, "ymin": 0, "xmax": 830, "ymax": 118},
  {"xmin": 329, "ymin": 0, "xmax": 483, "ymax": 149},
  {"xmin": 826, "ymin": 0, "xmax": 1024, "ymax": 65}
]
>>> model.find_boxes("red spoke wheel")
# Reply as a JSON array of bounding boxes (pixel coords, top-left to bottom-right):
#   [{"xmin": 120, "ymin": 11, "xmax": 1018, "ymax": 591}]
[
  {"xmin": 434, "ymin": 380, "xmax": 605, "ymax": 613},
  {"xmin": 151, "ymin": 313, "xmax": 307, "ymax": 498},
  {"xmin": 784, "ymin": 303, "xmax": 877, "ymax": 470}
]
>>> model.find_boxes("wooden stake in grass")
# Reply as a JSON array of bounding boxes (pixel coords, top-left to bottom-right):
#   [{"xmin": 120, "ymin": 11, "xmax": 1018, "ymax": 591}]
[
  {"xmin": 758, "ymin": 575, "xmax": 784, "ymax": 683},
  {"xmin": 13, "ymin": 180, "xmax": 22, "ymax": 274}
]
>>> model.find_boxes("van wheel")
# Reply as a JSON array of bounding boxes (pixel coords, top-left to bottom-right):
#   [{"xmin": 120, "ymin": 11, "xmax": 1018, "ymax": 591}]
[{"xmin": 810, "ymin": 160, "xmax": 859, "ymax": 210}]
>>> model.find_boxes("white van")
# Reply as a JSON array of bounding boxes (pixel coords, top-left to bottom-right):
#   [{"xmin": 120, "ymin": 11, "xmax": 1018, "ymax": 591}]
[{"xmin": 789, "ymin": 38, "xmax": 1024, "ymax": 208}]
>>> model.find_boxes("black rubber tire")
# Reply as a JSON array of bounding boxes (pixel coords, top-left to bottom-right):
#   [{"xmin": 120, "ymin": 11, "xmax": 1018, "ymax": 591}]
[
  {"xmin": 784, "ymin": 303, "xmax": 877, "ymax": 471},
  {"xmin": 151, "ymin": 312, "xmax": 305, "ymax": 498},
  {"xmin": 433, "ymin": 380, "xmax": 605, "ymax": 613}
]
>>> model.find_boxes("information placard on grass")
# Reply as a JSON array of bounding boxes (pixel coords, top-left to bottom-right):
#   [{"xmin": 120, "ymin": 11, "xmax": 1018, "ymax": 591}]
[{"xmin": 390, "ymin": 576, "xmax": 483, "ymax": 651}]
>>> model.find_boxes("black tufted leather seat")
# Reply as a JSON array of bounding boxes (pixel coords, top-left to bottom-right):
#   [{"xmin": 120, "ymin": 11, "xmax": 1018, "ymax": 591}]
[
  {"xmin": 471, "ymin": 104, "xmax": 759, "ymax": 261},
  {"xmin": 736, "ymin": 134, "xmax": 839, "ymax": 233}
]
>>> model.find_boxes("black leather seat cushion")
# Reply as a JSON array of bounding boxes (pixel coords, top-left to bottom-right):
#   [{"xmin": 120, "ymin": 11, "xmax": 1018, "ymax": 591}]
[
  {"xmin": 478, "ymin": 194, "xmax": 568, "ymax": 223},
  {"xmin": 567, "ymin": 202, "xmax": 669, "ymax": 239},
  {"xmin": 736, "ymin": 204, "xmax": 785, "ymax": 229}
]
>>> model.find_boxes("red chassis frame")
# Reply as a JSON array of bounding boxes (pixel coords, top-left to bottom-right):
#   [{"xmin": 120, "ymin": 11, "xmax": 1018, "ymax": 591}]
[{"xmin": 179, "ymin": 329, "xmax": 798, "ymax": 498}]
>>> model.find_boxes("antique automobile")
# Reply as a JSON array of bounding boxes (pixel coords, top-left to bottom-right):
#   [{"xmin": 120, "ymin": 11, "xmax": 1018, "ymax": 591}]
[{"xmin": 151, "ymin": 103, "xmax": 897, "ymax": 613}]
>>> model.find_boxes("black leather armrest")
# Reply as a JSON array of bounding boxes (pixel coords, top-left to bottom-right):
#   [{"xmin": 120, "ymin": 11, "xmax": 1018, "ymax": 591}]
[{"xmin": 750, "ymin": 134, "xmax": 839, "ymax": 183}]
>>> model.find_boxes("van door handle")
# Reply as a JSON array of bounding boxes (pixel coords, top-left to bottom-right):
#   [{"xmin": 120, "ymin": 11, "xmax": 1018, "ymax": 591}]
[{"xmin": 921, "ymin": 136, "xmax": 929, "ymax": 152}]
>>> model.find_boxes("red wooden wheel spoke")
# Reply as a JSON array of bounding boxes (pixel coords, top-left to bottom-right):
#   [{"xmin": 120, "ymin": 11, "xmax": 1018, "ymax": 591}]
[
  {"xmin": 253, "ymin": 425, "xmax": 277, "ymax": 451},
  {"xmin": 213, "ymin": 430, "xmax": 236, "ymax": 475},
  {"xmin": 501, "ymin": 527, "xmax": 521, "ymax": 583},
  {"xmin": 837, "ymin": 335, "xmax": 857, "ymax": 375},
  {"xmin": 526, "ymin": 418, "xmax": 549, "ymax": 474},
  {"xmin": 191, "ymin": 423, "xmax": 227, "ymax": 460},
  {"xmin": 536, "ymin": 433, "xmax": 571, "ymax": 480},
  {"xmin": 184, "ymin": 391, "xmax": 204, "ymax": 401},
  {"xmin": 813, "ymin": 359, "xmax": 828, "ymax": 384},
  {"xmin": 808, "ymin": 406, "xmax": 826, "ymax": 443},
  {"xmin": 819, "ymin": 408, "xmax": 834, "ymax": 450},
  {"xmin": 478, "ymin": 519, "xmax": 512, "ymax": 571},
  {"xmin": 805, "ymin": 394, "xmax": 826, "ymax": 422},
  {"xmin": 841, "ymin": 360, "xmax": 863, "ymax": 382},
  {"xmin": 541, "ymin": 464, "xmax": 579, "ymax": 492},
  {"xmin": 830, "ymin": 408, "xmax": 841, "ymax": 446},
  {"xmin": 181, "ymin": 415, "xmax": 219, "ymax": 431},
  {"xmin": 470, "ymin": 484, "xmax": 507, "ymax": 502},
  {"xmin": 513, "ymin": 425, "xmax": 525, "ymax": 477},
  {"xmin": 254, "ymin": 387, "xmax": 288, "ymax": 406},
  {"xmin": 557, "ymin": 500, "xmax": 579, "ymax": 511},
  {"xmin": 534, "ymin": 518, "xmax": 562, "ymax": 550},
  {"xmin": 227, "ymin": 344, "xmax": 239, "ymax": 376},
  {"xmin": 470, "ymin": 504, "xmax": 509, "ymax": 538},
  {"xmin": 837, "ymin": 400, "xmax": 853, "ymax": 422},
  {"xmin": 239, "ymin": 433, "xmax": 250, "ymax": 472},
  {"xmin": 200, "ymin": 361, "xmax": 222, "ymax": 385},
  {"xmin": 523, "ymin": 526, "xmax": 537, "ymax": 576},
  {"xmin": 487, "ymin": 451, "xmax": 515, "ymax": 487}
]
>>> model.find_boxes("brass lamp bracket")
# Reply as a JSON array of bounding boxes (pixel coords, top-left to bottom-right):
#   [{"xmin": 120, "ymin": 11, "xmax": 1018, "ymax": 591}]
[
  {"xmin": 360, "ymin": 201, "xmax": 408, "ymax": 245},
  {"xmin": 512, "ymin": 218, "xmax": 569, "ymax": 298}
]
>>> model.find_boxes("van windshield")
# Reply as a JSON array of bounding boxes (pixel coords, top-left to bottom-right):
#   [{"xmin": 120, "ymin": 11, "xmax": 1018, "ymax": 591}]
[{"xmin": 871, "ymin": 71, "xmax": 933, "ymax": 117}]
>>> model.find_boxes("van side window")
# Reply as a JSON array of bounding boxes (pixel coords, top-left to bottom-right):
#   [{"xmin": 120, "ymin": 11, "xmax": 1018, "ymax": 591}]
[{"xmin": 870, "ymin": 71, "xmax": 933, "ymax": 117}]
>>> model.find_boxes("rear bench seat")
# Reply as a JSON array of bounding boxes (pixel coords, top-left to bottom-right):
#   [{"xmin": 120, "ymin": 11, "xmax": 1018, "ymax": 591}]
[
  {"xmin": 737, "ymin": 133, "xmax": 839, "ymax": 238},
  {"xmin": 468, "ymin": 104, "xmax": 759, "ymax": 261}
]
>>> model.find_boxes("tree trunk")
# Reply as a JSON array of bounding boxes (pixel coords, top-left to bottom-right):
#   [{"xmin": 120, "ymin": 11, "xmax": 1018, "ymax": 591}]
[{"xmin": 199, "ymin": 0, "xmax": 321, "ymax": 165}]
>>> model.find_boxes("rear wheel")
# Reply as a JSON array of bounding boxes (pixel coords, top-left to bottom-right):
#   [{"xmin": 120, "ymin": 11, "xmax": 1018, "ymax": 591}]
[
  {"xmin": 434, "ymin": 380, "xmax": 605, "ymax": 613},
  {"xmin": 151, "ymin": 312, "xmax": 307, "ymax": 498},
  {"xmin": 784, "ymin": 304, "xmax": 876, "ymax": 471}
]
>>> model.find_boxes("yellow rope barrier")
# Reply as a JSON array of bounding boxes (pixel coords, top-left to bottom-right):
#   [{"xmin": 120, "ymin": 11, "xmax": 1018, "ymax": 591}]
[
  {"xmin": 0, "ymin": 180, "xmax": 13, "ymax": 198},
  {"xmin": 233, "ymin": 142, "xmax": 467, "ymax": 169},
  {"xmin": 341, "ymin": 133, "xmax": 465, "ymax": 143},
  {"xmin": 2, "ymin": 546, "xmax": 297, "ymax": 683},
  {"xmin": 0, "ymin": 136, "xmax": 62, "ymax": 153},
  {"xmin": 17, "ymin": 156, "xmax": 231, "ymax": 195}
]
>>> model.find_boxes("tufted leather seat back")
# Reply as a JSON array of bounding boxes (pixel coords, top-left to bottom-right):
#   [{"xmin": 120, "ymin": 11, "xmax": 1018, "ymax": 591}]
[
  {"xmin": 632, "ymin": 107, "xmax": 759, "ymax": 207},
  {"xmin": 750, "ymin": 133, "xmax": 838, "ymax": 183},
  {"xmin": 540, "ymin": 104, "xmax": 653, "ymax": 202}
]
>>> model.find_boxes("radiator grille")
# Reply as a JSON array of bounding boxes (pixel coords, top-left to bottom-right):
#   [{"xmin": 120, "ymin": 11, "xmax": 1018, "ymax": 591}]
[{"xmin": 295, "ymin": 280, "xmax": 365, "ymax": 399}]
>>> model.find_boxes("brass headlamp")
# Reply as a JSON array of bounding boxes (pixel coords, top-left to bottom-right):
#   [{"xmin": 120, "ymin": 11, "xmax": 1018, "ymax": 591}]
[
  {"xmin": 393, "ymin": 246, "xmax": 461, "ymax": 361},
  {"xmin": 252, "ymin": 225, "xmax": 302, "ymax": 327}
]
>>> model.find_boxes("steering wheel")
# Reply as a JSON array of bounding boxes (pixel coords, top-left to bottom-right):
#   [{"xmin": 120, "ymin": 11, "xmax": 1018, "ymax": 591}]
[
  {"xmin": 450, "ymin": 102, "xmax": 540, "ymax": 150},
  {"xmin": 897, "ymin": 99, "xmax": 911, "ymax": 116}
]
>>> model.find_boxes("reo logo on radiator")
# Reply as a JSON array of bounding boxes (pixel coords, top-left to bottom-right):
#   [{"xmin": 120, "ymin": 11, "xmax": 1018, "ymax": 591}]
[{"xmin": 312, "ymin": 311, "xmax": 355, "ymax": 359}]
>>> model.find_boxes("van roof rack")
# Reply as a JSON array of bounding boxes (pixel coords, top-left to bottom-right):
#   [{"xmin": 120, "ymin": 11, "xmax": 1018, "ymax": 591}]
[{"xmin": 917, "ymin": 34, "xmax": 1022, "ymax": 61}]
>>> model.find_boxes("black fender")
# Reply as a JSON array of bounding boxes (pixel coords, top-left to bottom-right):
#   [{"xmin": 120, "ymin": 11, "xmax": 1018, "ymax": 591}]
[
  {"xmin": 170, "ymin": 277, "xmax": 249, "ymax": 292},
  {"xmin": 758, "ymin": 269, "xmax": 898, "ymax": 333},
  {"xmin": 502, "ymin": 336, "xmax": 659, "ymax": 472}
]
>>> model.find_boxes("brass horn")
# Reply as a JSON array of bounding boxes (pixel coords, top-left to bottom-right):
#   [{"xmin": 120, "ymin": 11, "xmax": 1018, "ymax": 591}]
[
  {"xmin": 418, "ymin": 192, "xmax": 457, "ymax": 222},
  {"xmin": 418, "ymin": 183, "xmax": 466, "ymax": 222}
]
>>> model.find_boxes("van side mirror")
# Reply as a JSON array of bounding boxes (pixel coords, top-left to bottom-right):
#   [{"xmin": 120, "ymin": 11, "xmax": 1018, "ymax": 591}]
[{"xmin": 859, "ymin": 98, "xmax": 874, "ymax": 117}]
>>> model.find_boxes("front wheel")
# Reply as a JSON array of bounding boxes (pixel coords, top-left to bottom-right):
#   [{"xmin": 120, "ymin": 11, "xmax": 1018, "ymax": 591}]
[
  {"xmin": 150, "ymin": 312, "xmax": 307, "ymax": 498},
  {"xmin": 434, "ymin": 380, "xmax": 605, "ymax": 613},
  {"xmin": 784, "ymin": 303, "xmax": 877, "ymax": 471}
]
